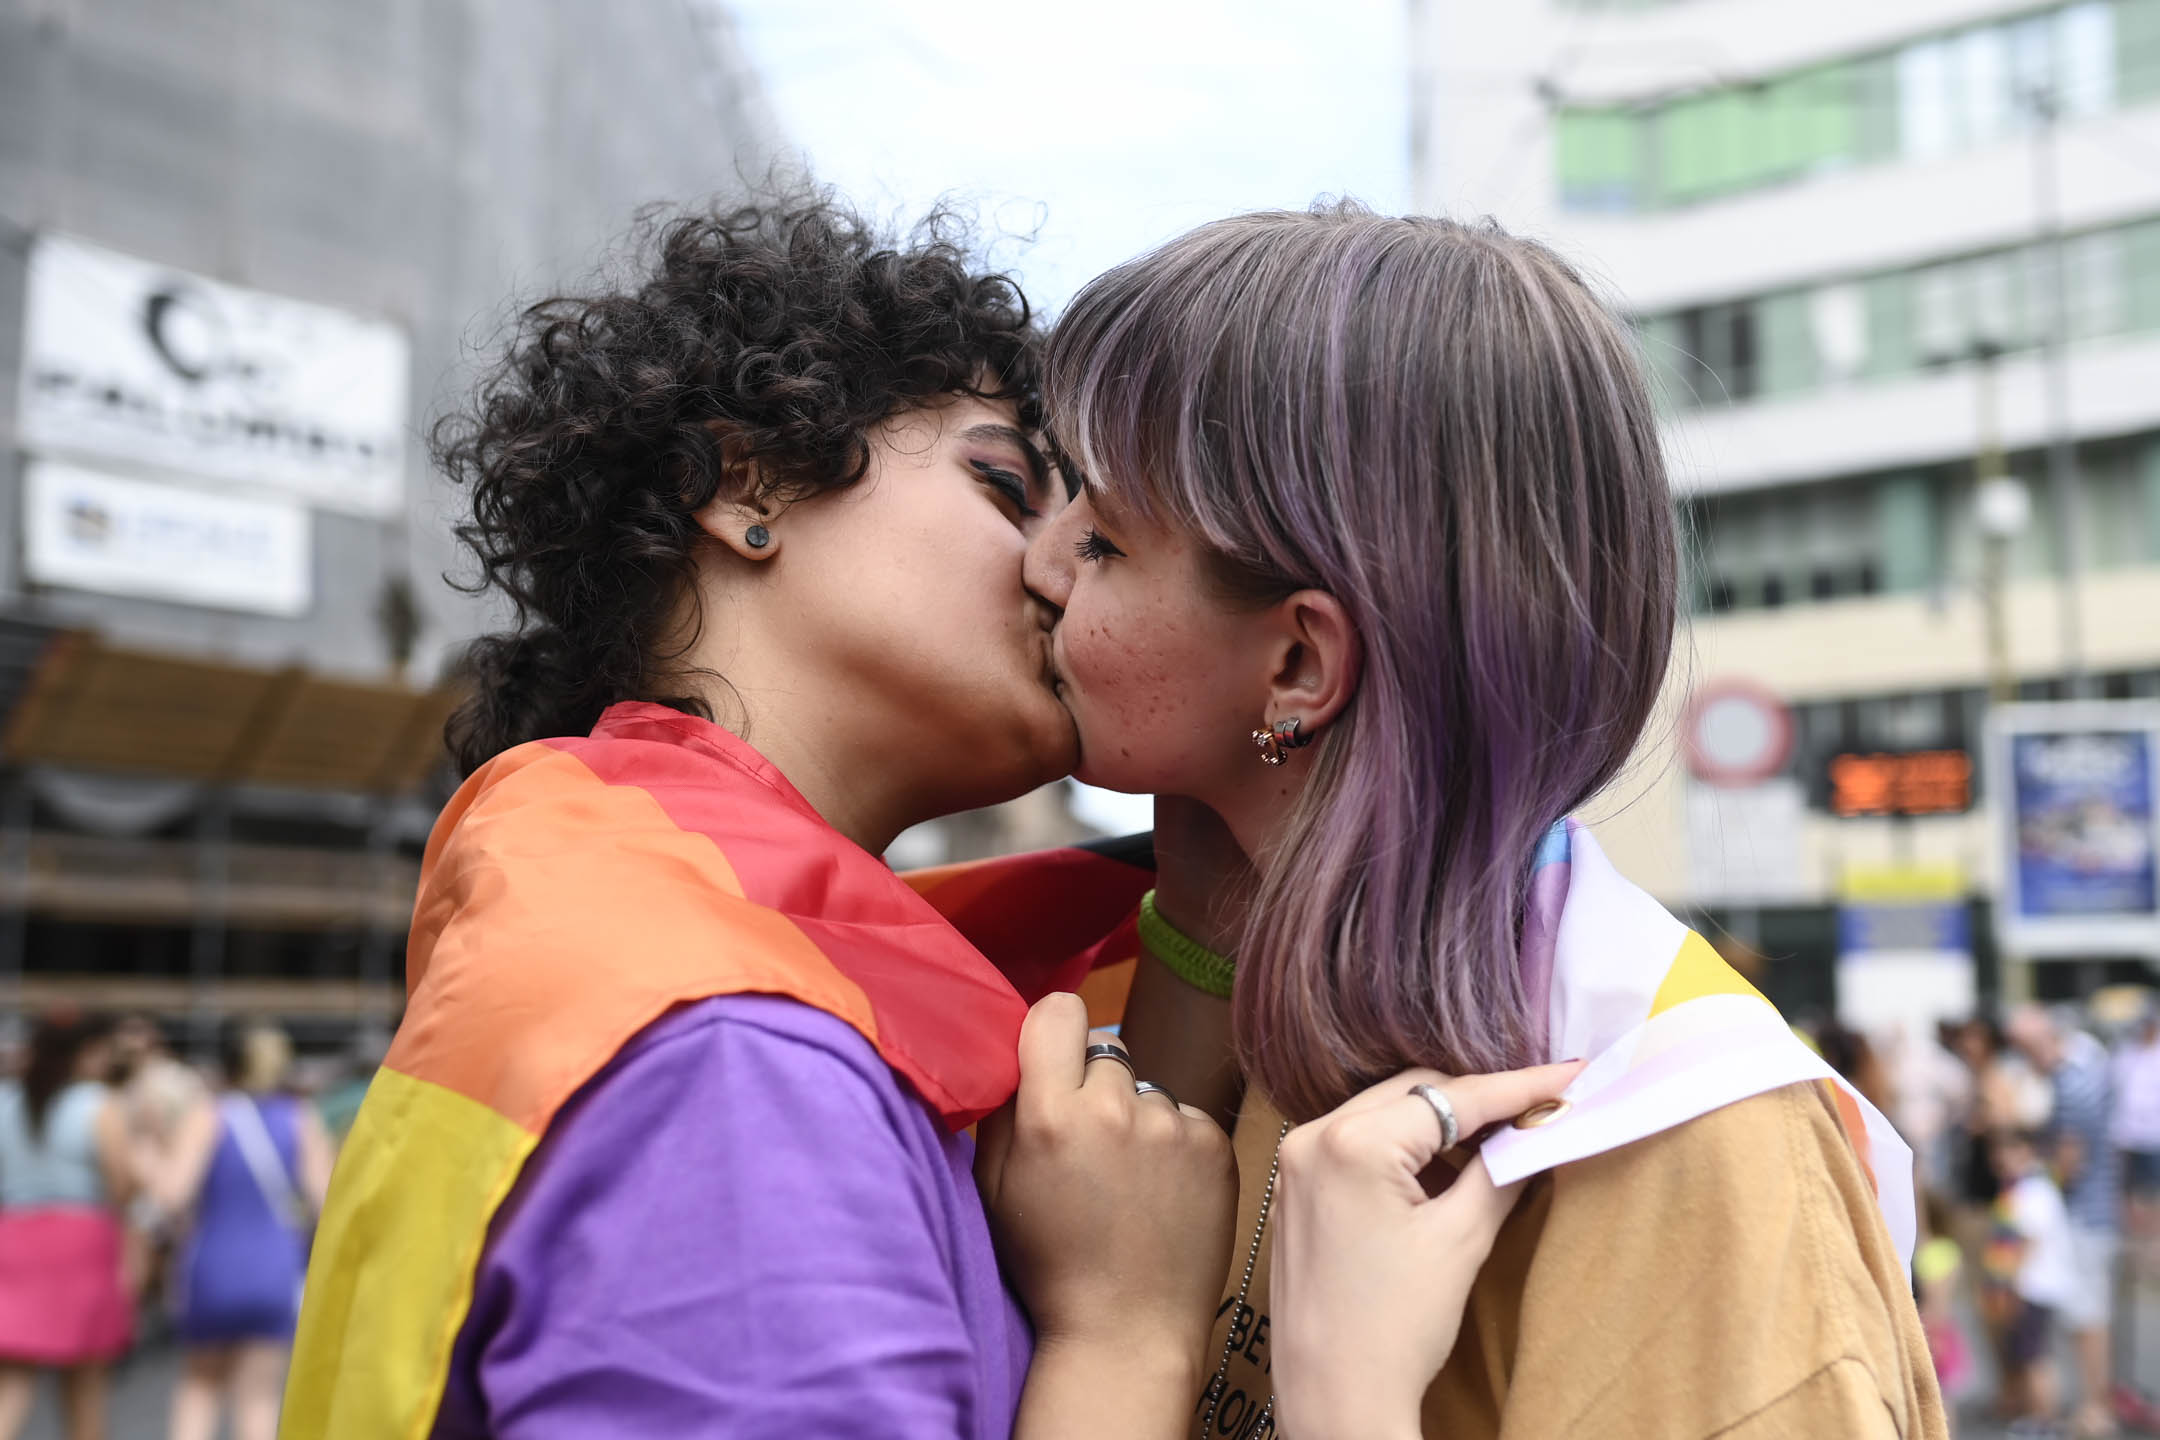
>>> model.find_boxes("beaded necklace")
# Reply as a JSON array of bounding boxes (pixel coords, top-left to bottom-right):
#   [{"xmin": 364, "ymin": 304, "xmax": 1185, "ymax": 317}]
[{"xmin": 1201, "ymin": 1120, "xmax": 1293, "ymax": 1439}]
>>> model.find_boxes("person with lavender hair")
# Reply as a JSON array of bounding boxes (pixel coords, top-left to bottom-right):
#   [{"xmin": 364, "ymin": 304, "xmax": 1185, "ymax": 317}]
[{"xmin": 1020, "ymin": 204, "xmax": 1948, "ymax": 1439}]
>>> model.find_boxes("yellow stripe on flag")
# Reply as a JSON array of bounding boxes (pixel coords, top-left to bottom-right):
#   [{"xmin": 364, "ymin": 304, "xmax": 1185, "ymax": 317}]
[
  {"xmin": 281, "ymin": 1068, "xmax": 536, "ymax": 1440},
  {"xmin": 1649, "ymin": 931, "xmax": 1772, "ymax": 1019}
]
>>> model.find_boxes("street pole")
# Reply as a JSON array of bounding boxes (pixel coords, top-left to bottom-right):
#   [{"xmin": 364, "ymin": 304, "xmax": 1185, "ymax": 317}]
[
  {"xmin": 2027, "ymin": 82, "xmax": 2091, "ymax": 696},
  {"xmin": 1973, "ymin": 341, "xmax": 2017, "ymax": 705},
  {"xmin": 1973, "ymin": 338, "xmax": 2035, "ymax": 1007}
]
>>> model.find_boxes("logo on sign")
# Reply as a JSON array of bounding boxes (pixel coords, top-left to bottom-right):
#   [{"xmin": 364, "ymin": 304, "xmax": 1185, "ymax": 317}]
[
  {"xmin": 17, "ymin": 234, "xmax": 409, "ymax": 516},
  {"xmin": 141, "ymin": 283, "xmax": 270, "ymax": 388}
]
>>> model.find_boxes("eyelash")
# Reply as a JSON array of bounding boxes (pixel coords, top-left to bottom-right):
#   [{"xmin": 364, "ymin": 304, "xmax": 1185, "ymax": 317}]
[
  {"xmin": 971, "ymin": 462, "xmax": 1039, "ymax": 519},
  {"xmin": 1075, "ymin": 527, "xmax": 1123, "ymax": 563}
]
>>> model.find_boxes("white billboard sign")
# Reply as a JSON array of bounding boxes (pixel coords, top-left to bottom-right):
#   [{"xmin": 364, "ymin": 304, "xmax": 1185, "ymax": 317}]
[
  {"xmin": 1985, "ymin": 701, "xmax": 2160, "ymax": 959},
  {"xmin": 1685, "ymin": 776, "xmax": 1810, "ymax": 904},
  {"xmin": 17, "ymin": 233, "xmax": 409, "ymax": 517},
  {"xmin": 24, "ymin": 460, "xmax": 311, "ymax": 617}
]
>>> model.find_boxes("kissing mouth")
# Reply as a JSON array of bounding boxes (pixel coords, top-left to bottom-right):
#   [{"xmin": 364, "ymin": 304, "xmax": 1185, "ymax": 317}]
[{"xmin": 1036, "ymin": 616, "xmax": 1068, "ymax": 696}]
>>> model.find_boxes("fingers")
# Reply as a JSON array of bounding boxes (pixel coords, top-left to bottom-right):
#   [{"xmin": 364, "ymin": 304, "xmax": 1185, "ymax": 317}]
[
  {"xmin": 1297, "ymin": 1059, "xmax": 1586, "ymax": 1188},
  {"xmin": 1016, "ymin": 992, "xmax": 1092, "ymax": 1098},
  {"xmin": 1079, "ymin": 1027, "xmax": 1139, "ymax": 1098},
  {"xmin": 1328, "ymin": 1058, "xmax": 1582, "ymax": 1129},
  {"xmin": 1436, "ymin": 1062, "xmax": 1584, "ymax": 1137}
]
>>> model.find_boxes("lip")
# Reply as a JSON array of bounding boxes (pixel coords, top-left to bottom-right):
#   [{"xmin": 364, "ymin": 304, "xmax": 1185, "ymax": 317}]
[{"xmin": 1037, "ymin": 618, "xmax": 1067, "ymax": 695}]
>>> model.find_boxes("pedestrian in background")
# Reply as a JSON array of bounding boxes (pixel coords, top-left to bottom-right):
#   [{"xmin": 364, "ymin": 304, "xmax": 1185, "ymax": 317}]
[
  {"xmin": 0, "ymin": 1012, "xmax": 136, "ymax": 1440},
  {"xmin": 112, "ymin": 1016, "xmax": 207, "ymax": 1152},
  {"xmin": 2009, "ymin": 1004, "xmax": 2122, "ymax": 1439},
  {"xmin": 1987, "ymin": 1128, "xmax": 2077, "ymax": 1434},
  {"xmin": 1951, "ymin": 1018, "xmax": 2041, "ymax": 1209},
  {"xmin": 2111, "ymin": 1006, "xmax": 2160, "ymax": 1282},
  {"xmin": 1888, "ymin": 1019, "xmax": 1974, "ymax": 1202},
  {"xmin": 109, "ymin": 1015, "xmax": 208, "ymax": 1331},
  {"xmin": 137, "ymin": 1022, "xmax": 331, "ymax": 1440}
]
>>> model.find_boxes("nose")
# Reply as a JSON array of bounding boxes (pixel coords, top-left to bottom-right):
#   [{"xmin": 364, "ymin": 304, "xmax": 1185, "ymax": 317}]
[{"xmin": 1023, "ymin": 495, "xmax": 1081, "ymax": 614}]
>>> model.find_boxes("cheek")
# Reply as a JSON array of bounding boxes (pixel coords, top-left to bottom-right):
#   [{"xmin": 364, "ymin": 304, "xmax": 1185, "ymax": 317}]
[{"xmin": 1061, "ymin": 585, "xmax": 1242, "ymax": 782}]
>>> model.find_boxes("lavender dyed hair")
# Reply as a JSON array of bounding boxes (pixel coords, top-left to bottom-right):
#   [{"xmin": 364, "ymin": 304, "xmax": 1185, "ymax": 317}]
[{"xmin": 1046, "ymin": 205, "xmax": 1677, "ymax": 1121}]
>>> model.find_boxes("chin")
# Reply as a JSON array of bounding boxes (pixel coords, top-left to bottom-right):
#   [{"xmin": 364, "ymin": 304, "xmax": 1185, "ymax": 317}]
[
  {"xmin": 1070, "ymin": 743, "xmax": 1156, "ymax": 797},
  {"xmin": 978, "ymin": 710, "xmax": 1082, "ymax": 801}
]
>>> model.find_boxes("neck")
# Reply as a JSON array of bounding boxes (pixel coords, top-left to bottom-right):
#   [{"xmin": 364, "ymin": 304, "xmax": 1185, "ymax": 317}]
[
  {"xmin": 1210, "ymin": 774, "xmax": 1304, "ymax": 878},
  {"xmin": 675, "ymin": 612, "xmax": 915, "ymax": 857}
]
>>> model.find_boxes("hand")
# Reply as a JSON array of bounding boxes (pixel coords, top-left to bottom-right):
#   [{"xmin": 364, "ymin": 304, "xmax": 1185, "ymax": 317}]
[
  {"xmin": 1269, "ymin": 1061, "xmax": 1586, "ymax": 1440},
  {"xmin": 976, "ymin": 993, "xmax": 1239, "ymax": 1376},
  {"xmin": 1150, "ymin": 796, "xmax": 1251, "ymax": 953}
]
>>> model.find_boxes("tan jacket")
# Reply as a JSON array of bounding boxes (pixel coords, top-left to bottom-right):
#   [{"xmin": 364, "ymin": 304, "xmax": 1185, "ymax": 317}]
[{"xmin": 1193, "ymin": 1082, "xmax": 1948, "ymax": 1440}]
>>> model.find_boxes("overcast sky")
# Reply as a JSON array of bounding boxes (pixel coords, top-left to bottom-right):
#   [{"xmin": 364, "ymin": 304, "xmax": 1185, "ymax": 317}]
[
  {"xmin": 727, "ymin": 2, "xmax": 1411, "ymax": 833},
  {"xmin": 728, "ymin": 1, "xmax": 1412, "ymax": 312}
]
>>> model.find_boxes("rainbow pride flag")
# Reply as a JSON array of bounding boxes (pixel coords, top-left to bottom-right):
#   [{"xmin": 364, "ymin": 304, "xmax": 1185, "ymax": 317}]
[{"xmin": 280, "ymin": 703, "xmax": 1147, "ymax": 1440}]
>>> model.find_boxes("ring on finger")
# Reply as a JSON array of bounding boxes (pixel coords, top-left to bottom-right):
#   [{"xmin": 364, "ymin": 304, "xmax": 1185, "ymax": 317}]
[
  {"xmin": 1133, "ymin": 1080, "xmax": 1179, "ymax": 1108},
  {"xmin": 1083, "ymin": 1042, "xmax": 1137, "ymax": 1083},
  {"xmin": 1410, "ymin": 1082, "xmax": 1460, "ymax": 1151}
]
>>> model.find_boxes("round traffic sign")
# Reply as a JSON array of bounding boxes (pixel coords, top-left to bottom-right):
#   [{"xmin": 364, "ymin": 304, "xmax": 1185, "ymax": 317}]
[{"xmin": 1683, "ymin": 679, "xmax": 1795, "ymax": 788}]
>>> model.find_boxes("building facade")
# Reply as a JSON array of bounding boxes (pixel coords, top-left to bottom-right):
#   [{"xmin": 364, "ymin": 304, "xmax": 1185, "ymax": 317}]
[
  {"xmin": 0, "ymin": 0, "xmax": 773, "ymax": 1045},
  {"xmin": 1415, "ymin": 0, "xmax": 2160, "ymax": 1017}
]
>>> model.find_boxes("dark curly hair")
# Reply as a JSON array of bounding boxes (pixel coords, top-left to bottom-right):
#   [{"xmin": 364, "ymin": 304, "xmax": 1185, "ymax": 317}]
[{"xmin": 438, "ymin": 192, "xmax": 1043, "ymax": 776}]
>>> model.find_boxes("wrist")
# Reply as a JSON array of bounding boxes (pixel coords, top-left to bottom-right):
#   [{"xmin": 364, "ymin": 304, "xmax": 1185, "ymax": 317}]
[
  {"xmin": 1286, "ymin": 1392, "xmax": 1423, "ymax": 1440},
  {"xmin": 1018, "ymin": 1332, "xmax": 1205, "ymax": 1440},
  {"xmin": 1031, "ymin": 1327, "xmax": 1207, "ymax": 1419}
]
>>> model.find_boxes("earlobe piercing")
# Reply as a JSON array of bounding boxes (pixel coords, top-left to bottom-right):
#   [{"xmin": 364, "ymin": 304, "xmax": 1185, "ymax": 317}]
[
  {"xmin": 745, "ymin": 524, "xmax": 771, "ymax": 550},
  {"xmin": 1251, "ymin": 716, "xmax": 1316, "ymax": 766}
]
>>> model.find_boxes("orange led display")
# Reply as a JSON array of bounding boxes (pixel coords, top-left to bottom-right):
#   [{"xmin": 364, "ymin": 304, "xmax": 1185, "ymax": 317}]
[{"xmin": 1828, "ymin": 750, "xmax": 1973, "ymax": 817}]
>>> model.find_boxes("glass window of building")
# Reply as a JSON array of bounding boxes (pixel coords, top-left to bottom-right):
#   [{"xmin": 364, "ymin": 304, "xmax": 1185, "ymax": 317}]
[
  {"xmin": 1559, "ymin": 0, "xmax": 2142, "ymax": 213},
  {"xmin": 2063, "ymin": 0, "xmax": 2121, "ymax": 114},
  {"xmin": 1642, "ymin": 211, "xmax": 2160, "ymax": 410},
  {"xmin": 2126, "ymin": 0, "xmax": 2160, "ymax": 101}
]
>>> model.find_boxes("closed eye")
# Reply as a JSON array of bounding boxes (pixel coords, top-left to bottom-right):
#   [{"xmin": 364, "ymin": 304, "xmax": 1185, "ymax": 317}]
[
  {"xmin": 971, "ymin": 461, "xmax": 1040, "ymax": 520},
  {"xmin": 1075, "ymin": 527, "xmax": 1123, "ymax": 562}
]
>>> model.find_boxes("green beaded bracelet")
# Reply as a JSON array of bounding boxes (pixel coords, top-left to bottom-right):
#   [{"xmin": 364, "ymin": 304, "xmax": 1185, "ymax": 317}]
[{"xmin": 1136, "ymin": 889, "xmax": 1236, "ymax": 999}]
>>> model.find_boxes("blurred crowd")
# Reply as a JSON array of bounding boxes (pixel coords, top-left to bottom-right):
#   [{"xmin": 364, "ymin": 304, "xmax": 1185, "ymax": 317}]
[
  {"xmin": 0, "ymin": 1011, "xmax": 373, "ymax": 1440},
  {"xmin": 1808, "ymin": 1000, "xmax": 2160, "ymax": 1439},
  {"xmin": 8, "ymin": 995, "xmax": 2160, "ymax": 1439}
]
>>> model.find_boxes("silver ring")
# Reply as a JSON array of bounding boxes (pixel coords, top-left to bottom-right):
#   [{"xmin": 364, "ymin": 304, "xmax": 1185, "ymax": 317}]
[
  {"xmin": 1133, "ymin": 1080, "xmax": 1179, "ymax": 1108},
  {"xmin": 1410, "ymin": 1082, "xmax": 1460, "ymax": 1151},
  {"xmin": 1083, "ymin": 1042, "xmax": 1137, "ymax": 1082}
]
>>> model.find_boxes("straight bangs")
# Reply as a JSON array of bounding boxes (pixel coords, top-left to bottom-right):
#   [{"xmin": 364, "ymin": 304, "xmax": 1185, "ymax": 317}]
[
  {"xmin": 1048, "ymin": 205, "xmax": 1677, "ymax": 1121},
  {"xmin": 1043, "ymin": 214, "xmax": 1323, "ymax": 599}
]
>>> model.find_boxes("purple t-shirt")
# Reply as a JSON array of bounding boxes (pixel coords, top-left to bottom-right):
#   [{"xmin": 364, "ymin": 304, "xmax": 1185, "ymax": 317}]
[{"xmin": 431, "ymin": 993, "xmax": 1033, "ymax": 1438}]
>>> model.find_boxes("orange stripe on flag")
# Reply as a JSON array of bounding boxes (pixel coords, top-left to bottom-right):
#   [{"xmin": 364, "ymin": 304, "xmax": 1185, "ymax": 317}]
[
  {"xmin": 388, "ymin": 748, "xmax": 877, "ymax": 1135},
  {"xmin": 1826, "ymin": 1080, "xmax": 1879, "ymax": 1196}
]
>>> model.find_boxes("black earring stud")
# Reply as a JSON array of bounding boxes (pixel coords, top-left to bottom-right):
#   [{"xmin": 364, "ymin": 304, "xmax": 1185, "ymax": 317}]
[{"xmin": 745, "ymin": 524, "xmax": 771, "ymax": 550}]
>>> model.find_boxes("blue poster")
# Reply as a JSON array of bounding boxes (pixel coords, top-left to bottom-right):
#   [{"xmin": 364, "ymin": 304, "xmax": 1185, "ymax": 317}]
[{"xmin": 2012, "ymin": 730, "xmax": 2158, "ymax": 919}]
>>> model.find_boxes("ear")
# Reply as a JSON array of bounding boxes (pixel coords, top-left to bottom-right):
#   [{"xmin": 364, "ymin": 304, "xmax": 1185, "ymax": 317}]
[
  {"xmin": 1258, "ymin": 589, "xmax": 1362, "ymax": 743},
  {"xmin": 692, "ymin": 494, "xmax": 779, "ymax": 561},
  {"xmin": 692, "ymin": 421, "xmax": 778, "ymax": 561}
]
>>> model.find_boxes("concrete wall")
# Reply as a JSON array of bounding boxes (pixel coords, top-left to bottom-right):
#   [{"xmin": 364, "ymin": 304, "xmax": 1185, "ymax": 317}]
[{"xmin": 0, "ymin": 0, "xmax": 775, "ymax": 682}]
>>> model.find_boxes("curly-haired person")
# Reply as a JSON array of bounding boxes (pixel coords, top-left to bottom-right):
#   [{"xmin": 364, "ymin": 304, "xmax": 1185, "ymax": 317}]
[{"xmin": 281, "ymin": 196, "xmax": 1236, "ymax": 1440}]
